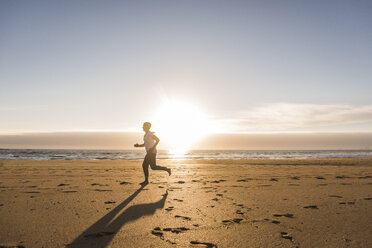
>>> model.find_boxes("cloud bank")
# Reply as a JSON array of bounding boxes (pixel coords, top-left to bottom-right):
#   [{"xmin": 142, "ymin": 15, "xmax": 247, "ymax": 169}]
[
  {"xmin": 1, "ymin": 132, "xmax": 372, "ymax": 150},
  {"xmin": 215, "ymin": 103, "xmax": 372, "ymax": 132}
]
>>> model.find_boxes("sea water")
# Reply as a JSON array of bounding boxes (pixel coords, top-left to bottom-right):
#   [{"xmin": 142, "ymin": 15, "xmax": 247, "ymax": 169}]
[{"xmin": 1, "ymin": 149, "xmax": 372, "ymax": 160}]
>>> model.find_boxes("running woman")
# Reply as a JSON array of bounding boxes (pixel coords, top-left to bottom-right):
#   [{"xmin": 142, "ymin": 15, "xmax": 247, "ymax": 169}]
[{"xmin": 134, "ymin": 122, "xmax": 171, "ymax": 185}]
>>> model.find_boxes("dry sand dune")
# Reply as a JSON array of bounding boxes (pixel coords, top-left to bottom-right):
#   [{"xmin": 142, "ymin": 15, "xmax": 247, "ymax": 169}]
[{"xmin": 0, "ymin": 158, "xmax": 371, "ymax": 247}]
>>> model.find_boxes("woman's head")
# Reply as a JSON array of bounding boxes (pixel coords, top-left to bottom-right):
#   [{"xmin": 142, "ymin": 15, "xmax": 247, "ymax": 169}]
[{"xmin": 143, "ymin": 122, "xmax": 151, "ymax": 132}]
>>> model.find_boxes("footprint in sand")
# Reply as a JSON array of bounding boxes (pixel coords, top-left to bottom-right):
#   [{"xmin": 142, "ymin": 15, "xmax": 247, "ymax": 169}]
[
  {"xmin": 271, "ymin": 220, "xmax": 280, "ymax": 224},
  {"xmin": 162, "ymin": 227, "xmax": 190, "ymax": 234},
  {"xmin": 104, "ymin": 201, "xmax": 116, "ymax": 204},
  {"xmin": 236, "ymin": 210, "xmax": 244, "ymax": 215},
  {"xmin": 304, "ymin": 205, "xmax": 318, "ymax": 209},
  {"xmin": 63, "ymin": 191, "xmax": 78, "ymax": 193},
  {"xmin": 222, "ymin": 218, "xmax": 243, "ymax": 224},
  {"xmin": 57, "ymin": 183, "xmax": 69, "ymax": 186},
  {"xmin": 273, "ymin": 213, "xmax": 294, "ymax": 218},
  {"xmin": 315, "ymin": 176, "xmax": 326, "ymax": 180},
  {"xmin": 338, "ymin": 201, "xmax": 355, "ymax": 205},
  {"xmin": 364, "ymin": 197, "xmax": 372, "ymax": 200},
  {"xmin": 173, "ymin": 198, "xmax": 183, "ymax": 202},
  {"xmin": 165, "ymin": 206, "xmax": 174, "ymax": 211},
  {"xmin": 190, "ymin": 240, "xmax": 217, "ymax": 248},
  {"xmin": 91, "ymin": 183, "xmax": 109, "ymax": 186},
  {"xmin": 290, "ymin": 176, "xmax": 300, "ymax": 180},
  {"xmin": 336, "ymin": 175, "xmax": 350, "ymax": 179},
  {"xmin": 151, "ymin": 229, "xmax": 163, "ymax": 238},
  {"xmin": 237, "ymin": 178, "xmax": 252, "ymax": 182},
  {"xmin": 166, "ymin": 239, "xmax": 177, "ymax": 245},
  {"xmin": 280, "ymin": 232, "xmax": 293, "ymax": 241},
  {"xmin": 151, "ymin": 227, "xmax": 190, "ymax": 244},
  {"xmin": 210, "ymin": 179, "xmax": 226, "ymax": 183},
  {"xmin": 329, "ymin": 195, "xmax": 343, "ymax": 198},
  {"xmin": 119, "ymin": 181, "xmax": 131, "ymax": 185},
  {"xmin": 174, "ymin": 215, "xmax": 191, "ymax": 220}
]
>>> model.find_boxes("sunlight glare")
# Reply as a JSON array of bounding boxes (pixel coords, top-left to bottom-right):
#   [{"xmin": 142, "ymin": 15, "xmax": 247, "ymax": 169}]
[{"xmin": 151, "ymin": 100, "xmax": 210, "ymax": 152}]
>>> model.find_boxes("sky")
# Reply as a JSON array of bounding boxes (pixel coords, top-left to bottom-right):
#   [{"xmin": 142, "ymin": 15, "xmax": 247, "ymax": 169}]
[{"xmin": 1, "ymin": 1, "xmax": 372, "ymax": 148}]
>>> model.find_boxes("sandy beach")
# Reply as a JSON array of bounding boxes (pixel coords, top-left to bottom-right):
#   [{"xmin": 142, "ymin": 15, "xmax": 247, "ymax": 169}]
[{"xmin": 0, "ymin": 158, "xmax": 371, "ymax": 248}]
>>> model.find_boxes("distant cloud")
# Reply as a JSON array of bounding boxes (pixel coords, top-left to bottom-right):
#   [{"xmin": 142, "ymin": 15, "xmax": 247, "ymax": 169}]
[{"xmin": 215, "ymin": 103, "xmax": 372, "ymax": 132}]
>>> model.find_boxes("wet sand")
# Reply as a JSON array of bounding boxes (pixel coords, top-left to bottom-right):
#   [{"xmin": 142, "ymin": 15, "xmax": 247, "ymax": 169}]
[{"xmin": 0, "ymin": 158, "xmax": 371, "ymax": 247}]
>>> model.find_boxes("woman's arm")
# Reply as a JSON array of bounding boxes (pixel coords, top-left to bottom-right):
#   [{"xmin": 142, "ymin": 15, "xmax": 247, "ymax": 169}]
[{"xmin": 148, "ymin": 135, "xmax": 160, "ymax": 152}]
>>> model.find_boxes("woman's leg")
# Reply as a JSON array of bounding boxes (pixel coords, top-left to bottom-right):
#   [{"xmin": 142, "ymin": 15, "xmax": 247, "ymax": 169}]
[
  {"xmin": 142, "ymin": 154, "xmax": 150, "ymax": 181},
  {"xmin": 149, "ymin": 153, "xmax": 171, "ymax": 175}
]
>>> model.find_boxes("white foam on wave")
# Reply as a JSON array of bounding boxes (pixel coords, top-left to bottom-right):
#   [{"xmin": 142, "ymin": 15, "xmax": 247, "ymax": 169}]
[{"xmin": 1, "ymin": 149, "xmax": 372, "ymax": 160}]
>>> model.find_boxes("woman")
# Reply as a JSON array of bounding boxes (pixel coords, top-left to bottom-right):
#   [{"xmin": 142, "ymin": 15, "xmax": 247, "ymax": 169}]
[{"xmin": 134, "ymin": 122, "xmax": 171, "ymax": 185}]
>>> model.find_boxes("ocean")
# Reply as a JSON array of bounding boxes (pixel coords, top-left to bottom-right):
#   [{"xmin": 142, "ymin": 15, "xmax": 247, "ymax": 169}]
[{"xmin": 0, "ymin": 149, "xmax": 372, "ymax": 160}]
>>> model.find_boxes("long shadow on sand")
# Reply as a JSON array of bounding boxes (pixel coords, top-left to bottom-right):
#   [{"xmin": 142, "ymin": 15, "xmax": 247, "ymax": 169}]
[{"xmin": 67, "ymin": 185, "xmax": 168, "ymax": 248}]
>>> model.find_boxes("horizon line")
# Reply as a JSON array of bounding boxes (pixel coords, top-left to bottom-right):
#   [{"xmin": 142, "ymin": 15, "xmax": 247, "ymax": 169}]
[{"xmin": 2, "ymin": 130, "xmax": 372, "ymax": 135}]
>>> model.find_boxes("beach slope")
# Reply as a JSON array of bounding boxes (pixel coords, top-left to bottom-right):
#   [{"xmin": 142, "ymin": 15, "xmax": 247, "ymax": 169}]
[{"xmin": 0, "ymin": 158, "xmax": 371, "ymax": 247}]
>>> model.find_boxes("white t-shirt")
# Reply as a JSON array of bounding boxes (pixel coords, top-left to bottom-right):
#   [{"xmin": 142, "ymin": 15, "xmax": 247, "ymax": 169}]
[{"xmin": 143, "ymin": 131, "xmax": 157, "ymax": 153}]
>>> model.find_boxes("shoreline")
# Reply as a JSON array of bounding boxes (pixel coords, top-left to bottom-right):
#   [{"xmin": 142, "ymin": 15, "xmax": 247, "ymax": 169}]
[{"xmin": 2, "ymin": 156, "xmax": 372, "ymax": 165}]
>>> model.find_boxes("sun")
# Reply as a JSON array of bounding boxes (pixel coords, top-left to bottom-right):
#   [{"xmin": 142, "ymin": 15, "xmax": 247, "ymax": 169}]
[{"xmin": 151, "ymin": 100, "xmax": 210, "ymax": 152}]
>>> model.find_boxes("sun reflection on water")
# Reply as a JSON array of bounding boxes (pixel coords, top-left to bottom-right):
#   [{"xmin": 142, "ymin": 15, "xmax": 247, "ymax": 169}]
[{"xmin": 167, "ymin": 149, "xmax": 188, "ymax": 160}]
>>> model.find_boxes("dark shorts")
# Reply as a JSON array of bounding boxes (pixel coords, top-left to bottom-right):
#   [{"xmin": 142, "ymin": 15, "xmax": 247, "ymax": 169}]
[{"xmin": 143, "ymin": 152, "xmax": 156, "ymax": 166}]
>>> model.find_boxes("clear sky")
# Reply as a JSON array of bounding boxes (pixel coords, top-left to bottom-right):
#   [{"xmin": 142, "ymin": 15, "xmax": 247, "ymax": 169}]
[{"xmin": 1, "ymin": 0, "xmax": 372, "ymax": 138}]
